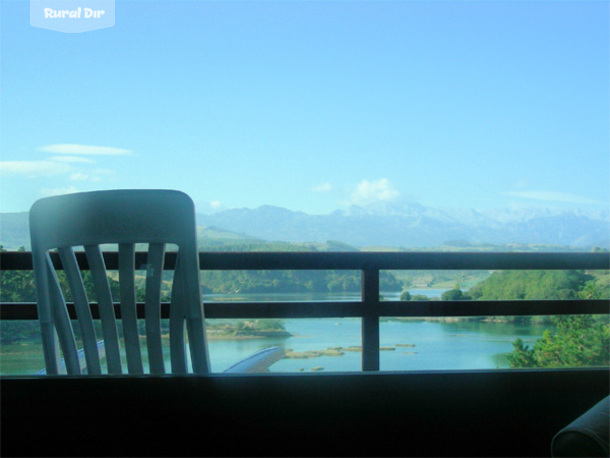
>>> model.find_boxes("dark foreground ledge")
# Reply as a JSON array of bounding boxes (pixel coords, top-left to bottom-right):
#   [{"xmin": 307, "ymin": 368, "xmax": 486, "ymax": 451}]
[{"xmin": 2, "ymin": 369, "xmax": 609, "ymax": 457}]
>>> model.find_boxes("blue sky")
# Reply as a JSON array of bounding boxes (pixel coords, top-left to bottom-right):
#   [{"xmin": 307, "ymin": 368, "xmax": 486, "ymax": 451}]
[{"xmin": 1, "ymin": 0, "xmax": 608, "ymax": 215}]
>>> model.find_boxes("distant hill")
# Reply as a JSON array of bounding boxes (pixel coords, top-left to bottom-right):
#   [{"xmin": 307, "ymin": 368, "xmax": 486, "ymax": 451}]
[
  {"xmin": 0, "ymin": 213, "xmax": 29, "ymax": 250},
  {"xmin": 0, "ymin": 213, "xmax": 263, "ymax": 251}
]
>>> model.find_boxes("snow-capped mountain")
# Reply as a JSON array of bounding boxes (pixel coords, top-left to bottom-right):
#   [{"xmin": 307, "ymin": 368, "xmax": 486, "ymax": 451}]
[{"xmin": 197, "ymin": 203, "xmax": 610, "ymax": 248}]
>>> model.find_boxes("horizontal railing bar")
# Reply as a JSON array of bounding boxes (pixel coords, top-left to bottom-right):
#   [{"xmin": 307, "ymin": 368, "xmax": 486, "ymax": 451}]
[
  {"xmin": 2, "ymin": 299, "xmax": 607, "ymax": 321},
  {"xmin": 0, "ymin": 302, "xmax": 364, "ymax": 320},
  {"xmin": 199, "ymin": 251, "xmax": 610, "ymax": 271},
  {"xmin": 0, "ymin": 303, "xmax": 39, "ymax": 320},
  {"xmin": 204, "ymin": 302, "xmax": 364, "ymax": 319},
  {"xmin": 380, "ymin": 299, "xmax": 610, "ymax": 317},
  {"xmin": 1, "ymin": 251, "xmax": 609, "ymax": 271}
]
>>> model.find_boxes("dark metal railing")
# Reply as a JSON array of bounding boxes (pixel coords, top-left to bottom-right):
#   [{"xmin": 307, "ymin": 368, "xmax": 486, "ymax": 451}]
[{"xmin": 1, "ymin": 251, "xmax": 608, "ymax": 371}]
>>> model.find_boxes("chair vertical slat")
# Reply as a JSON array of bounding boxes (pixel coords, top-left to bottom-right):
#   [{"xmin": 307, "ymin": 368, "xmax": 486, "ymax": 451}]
[
  {"xmin": 145, "ymin": 243, "xmax": 166, "ymax": 374},
  {"xmin": 32, "ymin": 248, "xmax": 61, "ymax": 375},
  {"xmin": 84, "ymin": 245, "xmax": 122, "ymax": 374},
  {"xmin": 58, "ymin": 248, "xmax": 102, "ymax": 375},
  {"xmin": 118, "ymin": 243, "xmax": 144, "ymax": 374},
  {"xmin": 169, "ymin": 253, "xmax": 188, "ymax": 374},
  {"xmin": 39, "ymin": 321, "xmax": 60, "ymax": 375},
  {"xmin": 181, "ymin": 248, "xmax": 210, "ymax": 375},
  {"xmin": 47, "ymin": 261, "xmax": 81, "ymax": 374}
]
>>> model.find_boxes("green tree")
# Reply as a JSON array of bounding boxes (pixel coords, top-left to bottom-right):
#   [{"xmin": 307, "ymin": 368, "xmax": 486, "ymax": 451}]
[
  {"xmin": 506, "ymin": 338, "xmax": 536, "ymax": 367},
  {"xmin": 440, "ymin": 288, "xmax": 468, "ymax": 301},
  {"xmin": 579, "ymin": 281, "xmax": 606, "ymax": 300},
  {"xmin": 507, "ymin": 316, "xmax": 610, "ymax": 368},
  {"xmin": 0, "ymin": 270, "xmax": 36, "ymax": 302}
]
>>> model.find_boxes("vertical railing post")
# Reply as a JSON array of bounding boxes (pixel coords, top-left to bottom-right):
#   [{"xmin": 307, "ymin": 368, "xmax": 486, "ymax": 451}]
[{"xmin": 361, "ymin": 267, "xmax": 380, "ymax": 371}]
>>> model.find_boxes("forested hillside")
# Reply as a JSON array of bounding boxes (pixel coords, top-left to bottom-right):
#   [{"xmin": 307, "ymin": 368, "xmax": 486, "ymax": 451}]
[
  {"xmin": 466, "ymin": 269, "xmax": 608, "ymax": 300},
  {"xmin": 427, "ymin": 268, "xmax": 610, "ymax": 369}
]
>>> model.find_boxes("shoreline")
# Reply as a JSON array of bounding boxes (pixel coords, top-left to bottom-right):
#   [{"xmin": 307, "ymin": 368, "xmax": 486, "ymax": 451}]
[
  {"xmin": 206, "ymin": 330, "xmax": 292, "ymax": 341},
  {"xmin": 206, "ymin": 334, "xmax": 285, "ymax": 341}
]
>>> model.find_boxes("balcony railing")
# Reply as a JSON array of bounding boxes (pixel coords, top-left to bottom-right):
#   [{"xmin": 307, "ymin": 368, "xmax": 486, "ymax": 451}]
[{"xmin": 1, "ymin": 250, "xmax": 608, "ymax": 371}]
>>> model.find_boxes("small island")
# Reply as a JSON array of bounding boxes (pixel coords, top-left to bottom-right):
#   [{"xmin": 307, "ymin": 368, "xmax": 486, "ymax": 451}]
[
  {"xmin": 284, "ymin": 344, "xmax": 411, "ymax": 359},
  {"xmin": 206, "ymin": 319, "xmax": 292, "ymax": 340}
]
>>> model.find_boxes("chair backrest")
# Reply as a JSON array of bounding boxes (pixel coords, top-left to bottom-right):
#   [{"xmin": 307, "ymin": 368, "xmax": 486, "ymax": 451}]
[{"xmin": 29, "ymin": 189, "xmax": 210, "ymax": 375}]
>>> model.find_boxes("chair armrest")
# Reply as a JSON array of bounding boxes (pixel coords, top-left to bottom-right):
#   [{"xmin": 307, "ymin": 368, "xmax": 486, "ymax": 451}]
[
  {"xmin": 223, "ymin": 346, "xmax": 286, "ymax": 373},
  {"xmin": 552, "ymin": 395, "xmax": 609, "ymax": 457},
  {"xmin": 37, "ymin": 340, "xmax": 106, "ymax": 375},
  {"xmin": 37, "ymin": 342, "xmax": 285, "ymax": 374}
]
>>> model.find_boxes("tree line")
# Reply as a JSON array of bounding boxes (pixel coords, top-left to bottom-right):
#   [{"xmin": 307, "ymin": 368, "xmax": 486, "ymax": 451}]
[{"xmin": 400, "ymin": 268, "xmax": 609, "ymax": 368}]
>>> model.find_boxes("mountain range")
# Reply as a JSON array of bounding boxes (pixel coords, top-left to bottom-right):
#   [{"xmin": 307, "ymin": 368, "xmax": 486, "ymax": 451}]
[
  {"xmin": 196, "ymin": 203, "xmax": 610, "ymax": 249},
  {"xmin": 1, "ymin": 203, "xmax": 608, "ymax": 250}
]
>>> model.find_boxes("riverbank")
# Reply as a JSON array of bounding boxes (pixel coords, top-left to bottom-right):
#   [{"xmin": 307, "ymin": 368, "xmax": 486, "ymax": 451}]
[
  {"xmin": 207, "ymin": 330, "xmax": 292, "ymax": 340},
  {"xmin": 383, "ymin": 316, "xmax": 554, "ymax": 324}
]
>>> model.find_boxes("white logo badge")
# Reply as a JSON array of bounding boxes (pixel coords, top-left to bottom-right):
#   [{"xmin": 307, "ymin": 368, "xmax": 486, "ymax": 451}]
[{"xmin": 31, "ymin": 0, "xmax": 115, "ymax": 33}]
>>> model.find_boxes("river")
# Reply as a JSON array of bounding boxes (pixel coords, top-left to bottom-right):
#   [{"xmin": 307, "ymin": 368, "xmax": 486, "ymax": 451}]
[
  {"xmin": 0, "ymin": 289, "xmax": 549, "ymax": 375},
  {"xmin": 207, "ymin": 316, "xmax": 546, "ymax": 373}
]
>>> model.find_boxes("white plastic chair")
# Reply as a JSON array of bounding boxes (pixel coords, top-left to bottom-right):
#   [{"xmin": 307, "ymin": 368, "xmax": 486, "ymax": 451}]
[{"xmin": 30, "ymin": 189, "xmax": 285, "ymax": 376}]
